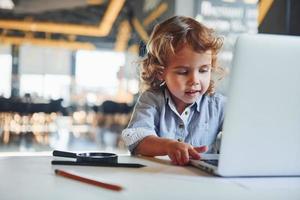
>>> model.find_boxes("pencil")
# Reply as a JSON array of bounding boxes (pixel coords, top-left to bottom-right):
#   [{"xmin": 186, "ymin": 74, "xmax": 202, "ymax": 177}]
[{"xmin": 54, "ymin": 169, "xmax": 123, "ymax": 191}]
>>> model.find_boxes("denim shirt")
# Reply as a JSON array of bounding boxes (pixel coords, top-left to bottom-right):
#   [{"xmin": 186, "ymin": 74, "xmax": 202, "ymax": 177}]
[{"xmin": 121, "ymin": 88, "xmax": 226, "ymax": 153}]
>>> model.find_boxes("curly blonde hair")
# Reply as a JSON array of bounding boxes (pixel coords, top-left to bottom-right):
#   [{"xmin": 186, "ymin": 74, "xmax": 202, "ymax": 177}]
[{"xmin": 140, "ymin": 16, "xmax": 225, "ymax": 94}]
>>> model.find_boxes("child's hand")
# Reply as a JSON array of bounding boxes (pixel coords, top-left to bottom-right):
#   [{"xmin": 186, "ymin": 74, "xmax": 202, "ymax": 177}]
[{"xmin": 166, "ymin": 141, "xmax": 208, "ymax": 166}]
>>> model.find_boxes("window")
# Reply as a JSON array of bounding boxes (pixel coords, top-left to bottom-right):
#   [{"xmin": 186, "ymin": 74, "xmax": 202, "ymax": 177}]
[
  {"xmin": 20, "ymin": 74, "xmax": 71, "ymax": 102},
  {"xmin": 0, "ymin": 54, "xmax": 12, "ymax": 98},
  {"xmin": 76, "ymin": 50, "xmax": 125, "ymax": 95},
  {"xmin": 20, "ymin": 74, "xmax": 44, "ymax": 97}
]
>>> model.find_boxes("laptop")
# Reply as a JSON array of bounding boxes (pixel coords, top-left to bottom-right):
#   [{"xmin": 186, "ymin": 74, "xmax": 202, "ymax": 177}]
[{"xmin": 190, "ymin": 34, "xmax": 300, "ymax": 177}]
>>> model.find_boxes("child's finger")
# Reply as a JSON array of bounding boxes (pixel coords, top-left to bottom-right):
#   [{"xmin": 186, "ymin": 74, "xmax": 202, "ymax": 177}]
[
  {"xmin": 180, "ymin": 149, "xmax": 189, "ymax": 165},
  {"xmin": 174, "ymin": 150, "xmax": 182, "ymax": 165},
  {"xmin": 168, "ymin": 153, "xmax": 177, "ymax": 165},
  {"xmin": 194, "ymin": 145, "xmax": 208, "ymax": 153},
  {"xmin": 169, "ymin": 152, "xmax": 180, "ymax": 165},
  {"xmin": 188, "ymin": 147, "xmax": 201, "ymax": 160}
]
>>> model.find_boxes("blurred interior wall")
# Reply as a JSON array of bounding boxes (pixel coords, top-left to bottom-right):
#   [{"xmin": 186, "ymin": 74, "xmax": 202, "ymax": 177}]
[
  {"xmin": 0, "ymin": 45, "xmax": 10, "ymax": 54},
  {"xmin": 175, "ymin": 0, "xmax": 195, "ymax": 17},
  {"xmin": 20, "ymin": 46, "xmax": 71, "ymax": 75}
]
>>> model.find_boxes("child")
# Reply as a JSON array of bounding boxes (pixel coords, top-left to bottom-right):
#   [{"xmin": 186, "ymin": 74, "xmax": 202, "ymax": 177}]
[{"xmin": 122, "ymin": 16, "xmax": 226, "ymax": 166}]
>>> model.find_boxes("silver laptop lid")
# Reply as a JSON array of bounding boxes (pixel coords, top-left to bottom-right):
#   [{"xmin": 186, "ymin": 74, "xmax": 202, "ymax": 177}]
[{"xmin": 218, "ymin": 34, "xmax": 300, "ymax": 176}]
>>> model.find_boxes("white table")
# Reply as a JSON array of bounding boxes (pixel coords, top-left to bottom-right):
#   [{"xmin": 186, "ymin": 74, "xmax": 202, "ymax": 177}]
[{"xmin": 0, "ymin": 154, "xmax": 299, "ymax": 200}]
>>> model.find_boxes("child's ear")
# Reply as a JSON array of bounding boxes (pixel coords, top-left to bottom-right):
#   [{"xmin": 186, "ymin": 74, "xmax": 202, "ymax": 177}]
[
  {"xmin": 157, "ymin": 70, "xmax": 165, "ymax": 81},
  {"xmin": 157, "ymin": 66, "xmax": 166, "ymax": 84},
  {"xmin": 157, "ymin": 74, "xmax": 165, "ymax": 87},
  {"xmin": 157, "ymin": 75, "xmax": 164, "ymax": 82}
]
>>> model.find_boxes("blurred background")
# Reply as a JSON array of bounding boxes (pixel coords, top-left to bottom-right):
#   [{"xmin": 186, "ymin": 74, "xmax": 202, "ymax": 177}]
[{"xmin": 0, "ymin": 0, "xmax": 299, "ymax": 155}]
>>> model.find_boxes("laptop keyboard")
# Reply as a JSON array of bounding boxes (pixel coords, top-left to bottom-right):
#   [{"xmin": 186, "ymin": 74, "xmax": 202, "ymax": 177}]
[{"xmin": 203, "ymin": 159, "xmax": 219, "ymax": 166}]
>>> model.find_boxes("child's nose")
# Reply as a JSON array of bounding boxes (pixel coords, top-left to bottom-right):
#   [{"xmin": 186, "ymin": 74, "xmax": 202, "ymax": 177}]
[{"xmin": 189, "ymin": 73, "xmax": 200, "ymax": 85}]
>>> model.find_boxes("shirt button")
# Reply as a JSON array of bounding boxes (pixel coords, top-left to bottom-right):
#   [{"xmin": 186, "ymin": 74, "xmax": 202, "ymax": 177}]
[
  {"xmin": 179, "ymin": 124, "xmax": 184, "ymax": 129},
  {"xmin": 184, "ymin": 111, "xmax": 188, "ymax": 115}
]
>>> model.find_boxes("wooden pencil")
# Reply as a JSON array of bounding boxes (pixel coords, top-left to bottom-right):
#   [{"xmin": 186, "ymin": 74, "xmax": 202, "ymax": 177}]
[{"xmin": 55, "ymin": 169, "xmax": 123, "ymax": 191}]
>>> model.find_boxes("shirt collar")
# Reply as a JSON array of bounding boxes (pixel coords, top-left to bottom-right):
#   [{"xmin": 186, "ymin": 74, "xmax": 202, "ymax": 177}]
[{"xmin": 163, "ymin": 87, "xmax": 203, "ymax": 112}]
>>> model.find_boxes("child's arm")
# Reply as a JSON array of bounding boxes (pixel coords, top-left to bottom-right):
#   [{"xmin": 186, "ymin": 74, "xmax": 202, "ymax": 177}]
[{"xmin": 135, "ymin": 135, "xmax": 208, "ymax": 166}]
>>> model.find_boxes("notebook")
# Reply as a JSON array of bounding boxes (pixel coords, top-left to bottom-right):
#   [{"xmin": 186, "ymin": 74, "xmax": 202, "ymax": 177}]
[{"xmin": 190, "ymin": 34, "xmax": 300, "ymax": 177}]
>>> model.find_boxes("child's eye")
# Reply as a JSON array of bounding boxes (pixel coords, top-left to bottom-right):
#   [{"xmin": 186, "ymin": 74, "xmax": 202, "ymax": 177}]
[
  {"xmin": 175, "ymin": 70, "xmax": 188, "ymax": 75},
  {"xmin": 199, "ymin": 69, "xmax": 208, "ymax": 73},
  {"xmin": 199, "ymin": 66, "xmax": 210, "ymax": 73}
]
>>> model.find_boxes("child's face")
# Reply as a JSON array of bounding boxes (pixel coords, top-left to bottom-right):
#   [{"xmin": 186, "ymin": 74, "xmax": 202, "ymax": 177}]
[{"xmin": 163, "ymin": 45, "xmax": 212, "ymax": 111}]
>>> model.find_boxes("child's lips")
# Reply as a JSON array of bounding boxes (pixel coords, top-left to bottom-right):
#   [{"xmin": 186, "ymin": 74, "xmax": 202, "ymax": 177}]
[
  {"xmin": 185, "ymin": 90, "xmax": 200, "ymax": 96},
  {"xmin": 185, "ymin": 89, "xmax": 200, "ymax": 93}
]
